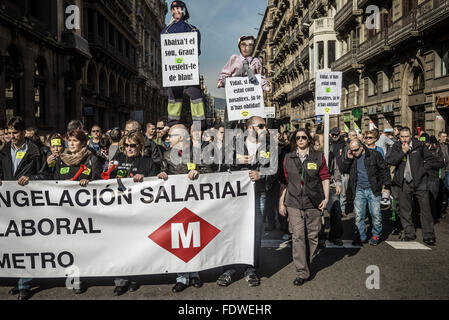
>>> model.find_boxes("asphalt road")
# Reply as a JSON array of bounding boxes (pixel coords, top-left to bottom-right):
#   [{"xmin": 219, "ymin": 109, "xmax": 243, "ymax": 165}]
[{"xmin": 1, "ymin": 211, "xmax": 449, "ymax": 300}]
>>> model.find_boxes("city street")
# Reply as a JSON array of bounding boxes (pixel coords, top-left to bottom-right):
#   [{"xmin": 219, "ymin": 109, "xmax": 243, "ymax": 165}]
[{"xmin": 1, "ymin": 212, "xmax": 448, "ymax": 300}]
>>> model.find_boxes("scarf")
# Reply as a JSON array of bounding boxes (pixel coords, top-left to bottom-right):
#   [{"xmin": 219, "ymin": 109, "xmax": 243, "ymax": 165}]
[{"xmin": 60, "ymin": 147, "xmax": 91, "ymax": 166}]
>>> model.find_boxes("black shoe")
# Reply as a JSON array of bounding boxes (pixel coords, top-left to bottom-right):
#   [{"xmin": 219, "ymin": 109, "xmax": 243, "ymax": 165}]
[
  {"xmin": 172, "ymin": 282, "xmax": 189, "ymax": 293},
  {"xmin": 245, "ymin": 273, "xmax": 260, "ymax": 287},
  {"xmin": 128, "ymin": 282, "xmax": 139, "ymax": 292},
  {"xmin": 392, "ymin": 228, "xmax": 402, "ymax": 236},
  {"xmin": 113, "ymin": 285, "xmax": 128, "ymax": 296},
  {"xmin": 190, "ymin": 277, "xmax": 203, "ymax": 288},
  {"xmin": 265, "ymin": 224, "xmax": 276, "ymax": 231},
  {"xmin": 331, "ymin": 239, "xmax": 344, "ymax": 246},
  {"xmin": 216, "ymin": 273, "xmax": 233, "ymax": 287},
  {"xmin": 401, "ymin": 235, "xmax": 417, "ymax": 242},
  {"xmin": 8, "ymin": 287, "xmax": 19, "ymax": 295},
  {"xmin": 18, "ymin": 289, "xmax": 32, "ymax": 300},
  {"xmin": 293, "ymin": 277, "xmax": 307, "ymax": 286},
  {"xmin": 423, "ymin": 238, "xmax": 436, "ymax": 246},
  {"xmin": 73, "ymin": 286, "xmax": 86, "ymax": 294}
]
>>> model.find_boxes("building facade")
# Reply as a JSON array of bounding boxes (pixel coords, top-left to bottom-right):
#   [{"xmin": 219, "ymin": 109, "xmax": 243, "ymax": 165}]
[
  {"xmin": 255, "ymin": 0, "xmax": 449, "ymax": 135},
  {"xmin": 0, "ymin": 0, "xmax": 167, "ymax": 133}
]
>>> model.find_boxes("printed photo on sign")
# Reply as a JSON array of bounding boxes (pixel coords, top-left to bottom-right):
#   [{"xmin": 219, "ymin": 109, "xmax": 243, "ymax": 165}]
[
  {"xmin": 315, "ymin": 71, "xmax": 342, "ymax": 115},
  {"xmin": 225, "ymin": 75, "xmax": 265, "ymax": 121},
  {"xmin": 161, "ymin": 32, "xmax": 200, "ymax": 87}
]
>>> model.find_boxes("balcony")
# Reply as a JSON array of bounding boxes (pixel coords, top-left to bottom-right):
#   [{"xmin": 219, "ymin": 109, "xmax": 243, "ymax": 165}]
[
  {"xmin": 417, "ymin": 0, "xmax": 449, "ymax": 32},
  {"xmin": 311, "ymin": 0, "xmax": 328, "ymax": 18},
  {"xmin": 273, "ymin": 11, "xmax": 287, "ymax": 42},
  {"xmin": 331, "ymin": 50, "xmax": 362, "ymax": 73},
  {"xmin": 387, "ymin": 10, "xmax": 419, "ymax": 47},
  {"xmin": 301, "ymin": 10, "xmax": 310, "ymax": 32},
  {"xmin": 310, "ymin": 17, "xmax": 334, "ymax": 35},
  {"xmin": 334, "ymin": 0, "xmax": 363, "ymax": 32},
  {"xmin": 357, "ymin": 30, "xmax": 390, "ymax": 63}
]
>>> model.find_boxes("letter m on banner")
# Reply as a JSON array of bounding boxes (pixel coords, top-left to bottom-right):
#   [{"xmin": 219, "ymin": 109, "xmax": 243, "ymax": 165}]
[{"xmin": 149, "ymin": 208, "xmax": 221, "ymax": 263}]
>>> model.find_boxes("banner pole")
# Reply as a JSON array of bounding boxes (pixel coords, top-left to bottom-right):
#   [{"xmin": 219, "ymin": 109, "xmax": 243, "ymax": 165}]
[{"xmin": 324, "ymin": 113, "xmax": 330, "ymax": 165}]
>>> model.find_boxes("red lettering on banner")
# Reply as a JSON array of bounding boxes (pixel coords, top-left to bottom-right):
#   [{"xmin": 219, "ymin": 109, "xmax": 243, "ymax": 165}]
[{"xmin": 148, "ymin": 208, "xmax": 221, "ymax": 263}]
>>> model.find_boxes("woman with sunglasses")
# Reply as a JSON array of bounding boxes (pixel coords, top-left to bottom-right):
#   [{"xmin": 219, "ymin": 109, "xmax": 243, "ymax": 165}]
[
  {"xmin": 107, "ymin": 131, "xmax": 158, "ymax": 296},
  {"xmin": 364, "ymin": 129, "xmax": 385, "ymax": 159},
  {"xmin": 279, "ymin": 129, "xmax": 330, "ymax": 286}
]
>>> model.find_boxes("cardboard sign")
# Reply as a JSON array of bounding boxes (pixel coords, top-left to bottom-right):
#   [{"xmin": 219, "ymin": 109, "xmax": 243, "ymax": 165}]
[
  {"xmin": 161, "ymin": 32, "xmax": 200, "ymax": 87},
  {"xmin": 315, "ymin": 72, "xmax": 342, "ymax": 115},
  {"xmin": 264, "ymin": 107, "xmax": 276, "ymax": 119},
  {"xmin": 225, "ymin": 75, "xmax": 265, "ymax": 121}
]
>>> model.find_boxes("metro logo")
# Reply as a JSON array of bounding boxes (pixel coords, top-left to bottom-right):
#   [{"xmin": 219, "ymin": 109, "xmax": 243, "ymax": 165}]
[{"xmin": 148, "ymin": 208, "xmax": 220, "ymax": 263}]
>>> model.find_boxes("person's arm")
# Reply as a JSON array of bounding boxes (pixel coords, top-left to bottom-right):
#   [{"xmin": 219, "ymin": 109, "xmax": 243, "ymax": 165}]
[
  {"xmin": 377, "ymin": 152, "xmax": 392, "ymax": 193},
  {"xmin": 279, "ymin": 185, "xmax": 287, "ymax": 216},
  {"xmin": 386, "ymin": 142, "xmax": 406, "ymax": 166},
  {"xmin": 318, "ymin": 155, "xmax": 331, "ymax": 210},
  {"xmin": 217, "ymin": 55, "xmax": 237, "ymax": 88},
  {"xmin": 341, "ymin": 149, "xmax": 354, "ymax": 174}
]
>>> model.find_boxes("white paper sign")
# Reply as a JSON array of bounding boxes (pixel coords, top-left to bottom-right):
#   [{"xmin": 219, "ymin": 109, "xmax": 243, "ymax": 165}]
[
  {"xmin": 315, "ymin": 71, "xmax": 342, "ymax": 115},
  {"xmin": 264, "ymin": 107, "xmax": 276, "ymax": 119},
  {"xmin": 0, "ymin": 172, "xmax": 255, "ymax": 278},
  {"xmin": 225, "ymin": 75, "xmax": 265, "ymax": 121},
  {"xmin": 161, "ymin": 32, "xmax": 200, "ymax": 87}
]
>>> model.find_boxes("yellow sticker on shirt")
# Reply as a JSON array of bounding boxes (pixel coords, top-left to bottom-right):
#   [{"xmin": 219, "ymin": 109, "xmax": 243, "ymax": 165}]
[
  {"xmin": 16, "ymin": 152, "xmax": 26, "ymax": 159},
  {"xmin": 187, "ymin": 163, "xmax": 196, "ymax": 170},
  {"xmin": 236, "ymin": 154, "xmax": 244, "ymax": 159},
  {"xmin": 260, "ymin": 151, "xmax": 270, "ymax": 159},
  {"xmin": 307, "ymin": 163, "xmax": 318, "ymax": 170},
  {"xmin": 82, "ymin": 168, "xmax": 91, "ymax": 176}
]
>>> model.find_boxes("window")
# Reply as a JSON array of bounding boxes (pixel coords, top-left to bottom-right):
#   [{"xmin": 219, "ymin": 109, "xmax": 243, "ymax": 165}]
[
  {"xmin": 442, "ymin": 42, "xmax": 449, "ymax": 76},
  {"xmin": 109, "ymin": 23, "xmax": 115, "ymax": 45},
  {"xmin": 34, "ymin": 57, "xmax": 47, "ymax": 125},
  {"xmin": 382, "ymin": 70, "xmax": 394, "ymax": 92},
  {"xmin": 367, "ymin": 76, "xmax": 377, "ymax": 96},
  {"xmin": 317, "ymin": 41, "xmax": 324, "ymax": 70},
  {"xmin": 412, "ymin": 68, "xmax": 424, "ymax": 92},
  {"xmin": 328, "ymin": 40, "xmax": 336, "ymax": 69}
]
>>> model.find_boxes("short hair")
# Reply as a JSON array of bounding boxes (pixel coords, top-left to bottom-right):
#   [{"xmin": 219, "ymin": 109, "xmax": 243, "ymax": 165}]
[
  {"xmin": 26, "ymin": 126, "xmax": 39, "ymax": 135},
  {"xmin": 438, "ymin": 131, "xmax": 447, "ymax": 137},
  {"xmin": 394, "ymin": 125, "xmax": 403, "ymax": 131},
  {"xmin": 146, "ymin": 123, "xmax": 155, "ymax": 130},
  {"xmin": 109, "ymin": 127, "xmax": 122, "ymax": 143},
  {"xmin": 99, "ymin": 137, "xmax": 111, "ymax": 150},
  {"xmin": 156, "ymin": 117, "xmax": 167, "ymax": 126},
  {"xmin": 120, "ymin": 131, "xmax": 145, "ymax": 156},
  {"xmin": 125, "ymin": 120, "xmax": 142, "ymax": 132},
  {"xmin": 91, "ymin": 124, "xmax": 101, "ymax": 131},
  {"xmin": 400, "ymin": 127, "xmax": 411, "ymax": 134},
  {"xmin": 67, "ymin": 129, "xmax": 88, "ymax": 146},
  {"xmin": 7, "ymin": 116, "xmax": 26, "ymax": 131},
  {"xmin": 67, "ymin": 120, "xmax": 84, "ymax": 132},
  {"xmin": 350, "ymin": 138, "xmax": 363, "ymax": 148},
  {"xmin": 368, "ymin": 129, "xmax": 379, "ymax": 139}
]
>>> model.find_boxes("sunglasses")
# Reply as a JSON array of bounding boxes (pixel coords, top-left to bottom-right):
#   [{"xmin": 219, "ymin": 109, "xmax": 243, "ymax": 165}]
[
  {"xmin": 168, "ymin": 134, "xmax": 182, "ymax": 138},
  {"xmin": 296, "ymin": 135, "xmax": 308, "ymax": 141},
  {"xmin": 365, "ymin": 136, "xmax": 375, "ymax": 139},
  {"xmin": 252, "ymin": 124, "xmax": 266, "ymax": 129},
  {"xmin": 157, "ymin": 127, "xmax": 165, "ymax": 130},
  {"xmin": 331, "ymin": 134, "xmax": 339, "ymax": 137},
  {"xmin": 350, "ymin": 147, "xmax": 361, "ymax": 153},
  {"xmin": 124, "ymin": 143, "xmax": 138, "ymax": 148}
]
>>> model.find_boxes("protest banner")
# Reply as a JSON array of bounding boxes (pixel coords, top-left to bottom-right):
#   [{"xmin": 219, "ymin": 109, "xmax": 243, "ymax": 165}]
[
  {"xmin": 315, "ymin": 71, "xmax": 342, "ymax": 116},
  {"xmin": 0, "ymin": 171, "xmax": 254, "ymax": 278},
  {"xmin": 225, "ymin": 75, "xmax": 265, "ymax": 121},
  {"xmin": 161, "ymin": 32, "xmax": 200, "ymax": 87}
]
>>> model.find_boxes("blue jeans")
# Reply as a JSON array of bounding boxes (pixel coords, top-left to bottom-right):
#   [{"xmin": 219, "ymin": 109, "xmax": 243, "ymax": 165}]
[
  {"xmin": 18, "ymin": 278, "xmax": 32, "ymax": 290},
  {"xmin": 444, "ymin": 172, "xmax": 449, "ymax": 205},
  {"xmin": 354, "ymin": 188, "xmax": 382, "ymax": 241}
]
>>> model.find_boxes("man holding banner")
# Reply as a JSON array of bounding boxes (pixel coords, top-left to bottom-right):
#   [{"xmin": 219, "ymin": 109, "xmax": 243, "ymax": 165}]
[{"xmin": 161, "ymin": 1, "xmax": 206, "ymax": 130}]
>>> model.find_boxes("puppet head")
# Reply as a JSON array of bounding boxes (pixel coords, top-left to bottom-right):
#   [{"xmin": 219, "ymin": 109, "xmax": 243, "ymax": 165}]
[
  {"xmin": 238, "ymin": 35, "xmax": 256, "ymax": 57},
  {"xmin": 171, "ymin": 1, "xmax": 190, "ymax": 21}
]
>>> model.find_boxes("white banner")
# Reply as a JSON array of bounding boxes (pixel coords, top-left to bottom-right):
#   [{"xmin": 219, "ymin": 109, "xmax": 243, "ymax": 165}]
[
  {"xmin": 0, "ymin": 172, "xmax": 254, "ymax": 278},
  {"xmin": 161, "ymin": 32, "xmax": 200, "ymax": 87},
  {"xmin": 225, "ymin": 75, "xmax": 265, "ymax": 121},
  {"xmin": 315, "ymin": 71, "xmax": 342, "ymax": 115}
]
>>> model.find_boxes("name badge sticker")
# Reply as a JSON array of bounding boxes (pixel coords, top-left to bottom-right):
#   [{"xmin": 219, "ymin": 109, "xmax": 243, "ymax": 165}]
[
  {"xmin": 16, "ymin": 152, "xmax": 26, "ymax": 159},
  {"xmin": 307, "ymin": 163, "xmax": 318, "ymax": 170}
]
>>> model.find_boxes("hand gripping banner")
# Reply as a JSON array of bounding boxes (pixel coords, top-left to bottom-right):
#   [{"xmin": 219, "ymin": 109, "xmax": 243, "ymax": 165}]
[{"xmin": 0, "ymin": 171, "xmax": 255, "ymax": 278}]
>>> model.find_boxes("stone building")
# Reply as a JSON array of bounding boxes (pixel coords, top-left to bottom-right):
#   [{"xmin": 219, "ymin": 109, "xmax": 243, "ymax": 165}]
[
  {"xmin": 0, "ymin": 0, "xmax": 167, "ymax": 133},
  {"xmin": 255, "ymin": 0, "xmax": 449, "ymax": 135}
]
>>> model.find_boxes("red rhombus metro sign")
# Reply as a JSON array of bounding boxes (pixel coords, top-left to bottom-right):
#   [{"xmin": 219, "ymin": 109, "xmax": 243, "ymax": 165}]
[{"xmin": 148, "ymin": 207, "xmax": 221, "ymax": 263}]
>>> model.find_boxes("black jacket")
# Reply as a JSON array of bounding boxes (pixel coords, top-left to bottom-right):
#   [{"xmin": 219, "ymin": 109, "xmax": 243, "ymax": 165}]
[
  {"xmin": 329, "ymin": 136, "xmax": 347, "ymax": 173},
  {"xmin": 52, "ymin": 152, "xmax": 103, "ymax": 181},
  {"xmin": 341, "ymin": 146, "xmax": 391, "ymax": 205},
  {"xmin": 144, "ymin": 137, "xmax": 163, "ymax": 170},
  {"xmin": 426, "ymin": 144, "xmax": 445, "ymax": 181},
  {"xmin": 387, "ymin": 139, "xmax": 435, "ymax": 187},
  {"xmin": 0, "ymin": 140, "xmax": 41, "ymax": 181},
  {"xmin": 110, "ymin": 152, "xmax": 158, "ymax": 178}
]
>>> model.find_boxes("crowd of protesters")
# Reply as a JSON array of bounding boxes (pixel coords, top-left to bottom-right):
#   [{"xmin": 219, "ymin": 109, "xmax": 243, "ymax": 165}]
[{"xmin": 1, "ymin": 115, "xmax": 448, "ymax": 300}]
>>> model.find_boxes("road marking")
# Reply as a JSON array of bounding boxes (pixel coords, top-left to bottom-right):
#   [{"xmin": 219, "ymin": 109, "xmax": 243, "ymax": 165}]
[{"xmin": 385, "ymin": 241, "xmax": 431, "ymax": 250}]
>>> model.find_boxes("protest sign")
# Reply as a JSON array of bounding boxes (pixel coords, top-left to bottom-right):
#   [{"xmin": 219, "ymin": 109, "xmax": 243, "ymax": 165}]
[
  {"xmin": 161, "ymin": 32, "xmax": 200, "ymax": 87},
  {"xmin": 315, "ymin": 72, "xmax": 342, "ymax": 115},
  {"xmin": 264, "ymin": 107, "xmax": 276, "ymax": 119},
  {"xmin": 225, "ymin": 75, "xmax": 265, "ymax": 121},
  {"xmin": 0, "ymin": 172, "xmax": 254, "ymax": 278}
]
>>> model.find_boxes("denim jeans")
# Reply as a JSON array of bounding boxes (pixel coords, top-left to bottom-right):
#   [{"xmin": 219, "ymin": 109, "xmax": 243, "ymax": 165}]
[
  {"xmin": 354, "ymin": 187, "xmax": 382, "ymax": 241},
  {"xmin": 444, "ymin": 172, "xmax": 449, "ymax": 205},
  {"xmin": 176, "ymin": 272, "xmax": 199, "ymax": 285},
  {"xmin": 18, "ymin": 278, "xmax": 32, "ymax": 290},
  {"xmin": 340, "ymin": 174, "xmax": 348, "ymax": 213}
]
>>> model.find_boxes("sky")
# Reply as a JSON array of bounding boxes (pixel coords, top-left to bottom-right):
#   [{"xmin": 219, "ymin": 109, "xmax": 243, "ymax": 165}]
[{"xmin": 164, "ymin": 0, "xmax": 268, "ymax": 99}]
